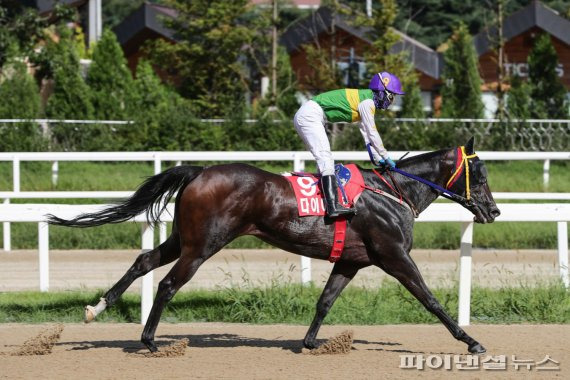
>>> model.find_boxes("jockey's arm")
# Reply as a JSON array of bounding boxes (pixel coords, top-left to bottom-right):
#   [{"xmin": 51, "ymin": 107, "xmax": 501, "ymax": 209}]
[{"xmin": 358, "ymin": 99, "xmax": 388, "ymax": 163}]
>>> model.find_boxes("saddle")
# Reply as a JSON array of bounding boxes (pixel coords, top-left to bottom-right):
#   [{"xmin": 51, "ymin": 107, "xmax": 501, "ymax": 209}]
[
  {"xmin": 283, "ymin": 164, "xmax": 365, "ymax": 263},
  {"xmin": 284, "ymin": 164, "xmax": 365, "ymax": 217}
]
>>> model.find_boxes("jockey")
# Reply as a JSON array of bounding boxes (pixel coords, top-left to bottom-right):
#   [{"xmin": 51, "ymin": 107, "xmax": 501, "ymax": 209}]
[{"xmin": 293, "ymin": 71, "xmax": 404, "ymax": 218}]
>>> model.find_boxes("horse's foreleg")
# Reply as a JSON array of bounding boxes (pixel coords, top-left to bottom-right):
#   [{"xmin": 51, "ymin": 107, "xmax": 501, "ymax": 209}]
[
  {"xmin": 85, "ymin": 232, "xmax": 181, "ymax": 322},
  {"xmin": 141, "ymin": 248, "xmax": 206, "ymax": 352},
  {"xmin": 303, "ymin": 262, "xmax": 360, "ymax": 349},
  {"xmin": 380, "ymin": 253, "xmax": 485, "ymax": 354}
]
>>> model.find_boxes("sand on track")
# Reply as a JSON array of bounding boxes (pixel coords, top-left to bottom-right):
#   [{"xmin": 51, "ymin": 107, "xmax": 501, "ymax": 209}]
[{"xmin": 0, "ymin": 323, "xmax": 568, "ymax": 379}]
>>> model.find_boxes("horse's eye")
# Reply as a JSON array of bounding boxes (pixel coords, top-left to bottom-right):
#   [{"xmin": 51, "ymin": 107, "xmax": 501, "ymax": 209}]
[{"xmin": 472, "ymin": 162, "xmax": 487, "ymax": 184}]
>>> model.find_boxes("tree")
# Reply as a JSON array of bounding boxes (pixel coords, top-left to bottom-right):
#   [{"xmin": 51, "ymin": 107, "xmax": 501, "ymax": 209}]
[
  {"xmin": 390, "ymin": 0, "xmax": 568, "ymax": 49},
  {"xmin": 527, "ymin": 33, "xmax": 568, "ymax": 119},
  {"xmin": 299, "ymin": 1, "xmax": 345, "ymax": 93},
  {"xmin": 506, "ymin": 74, "xmax": 531, "ymax": 119},
  {"xmin": 45, "ymin": 26, "xmax": 94, "ymax": 120},
  {"xmin": 132, "ymin": 59, "xmax": 174, "ymax": 150},
  {"xmin": 0, "ymin": 62, "xmax": 45, "ymax": 151},
  {"xmin": 440, "ymin": 23, "xmax": 484, "ymax": 119},
  {"xmin": 358, "ymin": 0, "xmax": 406, "ymax": 80},
  {"xmin": 45, "ymin": 26, "xmax": 100, "ymax": 151},
  {"xmin": 399, "ymin": 69, "xmax": 424, "ymax": 118},
  {"xmin": 242, "ymin": 1, "xmax": 300, "ymax": 116},
  {"xmin": 87, "ymin": 28, "xmax": 134, "ymax": 120},
  {"xmin": 0, "ymin": 1, "xmax": 45, "ymax": 71},
  {"xmin": 149, "ymin": 0, "xmax": 254, "ymax": 118}
]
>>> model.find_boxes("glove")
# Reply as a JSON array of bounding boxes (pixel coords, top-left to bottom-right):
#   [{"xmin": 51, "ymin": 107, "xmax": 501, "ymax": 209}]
[
  {"xmin": 385, "ymin": 157, "xmax": 396, "ymax": 168},
  {"xmin": 377, "ymin": 157, "xmax": 396, "ymax": 169},
  {"xmin": 367, "ymin": 144, "xmax": 396, "ymax": 168}
]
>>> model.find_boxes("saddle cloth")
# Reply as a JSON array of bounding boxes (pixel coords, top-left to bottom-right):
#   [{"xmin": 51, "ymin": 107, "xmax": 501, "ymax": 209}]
[{"xmin": 284, "ymin": 164, "xmax": 365, "ymax": 217}]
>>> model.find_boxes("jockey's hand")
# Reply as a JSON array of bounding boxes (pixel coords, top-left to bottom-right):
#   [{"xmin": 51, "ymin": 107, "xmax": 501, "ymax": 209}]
[{"xmin": 378, "ymin": 157, "xmax": 396, "ymax": 169}]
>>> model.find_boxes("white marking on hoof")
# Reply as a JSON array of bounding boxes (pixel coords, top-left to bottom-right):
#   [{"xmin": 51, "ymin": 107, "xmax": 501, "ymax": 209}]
[
  {"xmin": 84, "ymin": 298, "xmax": 107, "ymax": 323},
  {"xmin": 84, "ymin": 305, "xmax": 96, "ymax": 323}
]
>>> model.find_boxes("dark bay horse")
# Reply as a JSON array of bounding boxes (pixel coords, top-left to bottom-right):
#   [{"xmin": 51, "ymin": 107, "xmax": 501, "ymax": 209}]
[{"xmin": 48, "ymin": 138, "xmax": 500, "ymax": 354}]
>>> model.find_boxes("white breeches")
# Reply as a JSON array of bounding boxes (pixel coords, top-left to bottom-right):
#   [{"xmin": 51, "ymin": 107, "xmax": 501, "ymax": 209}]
[{"xmin": 293, "ymin": 100, "xmax": 335, "ymax": 175}]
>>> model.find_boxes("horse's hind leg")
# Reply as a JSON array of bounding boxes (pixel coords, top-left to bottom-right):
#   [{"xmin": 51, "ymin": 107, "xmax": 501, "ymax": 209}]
[
  {"xmin": 378, "ymin": 250, "xmax": 485, "ymax": 354},
  {"xmin": 140, "ymin": 243, "xmax": 213, "ymax": 352},
  {"xmin": 303, "ymin": 262, "xmax": 360, "ymax": 349},
  {"xmin": 85, "ymin": 231, "xmax": 181, "ymax": 322}
]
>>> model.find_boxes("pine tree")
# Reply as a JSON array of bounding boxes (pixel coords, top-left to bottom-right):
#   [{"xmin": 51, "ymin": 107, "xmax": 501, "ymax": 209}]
[
  {"xmin": 0, "ymin": 62, "xmax": 45, "ymax": 151},
  {"xmin": 528, "ymin": 33, "xmax": 568, "ymax": 119},
  {"xmin": 87, "ymin": 28, "xmax": 134, "ymax": 120},
  {"xmin": 506, "ymin": 74, "xmax": 531, "ymax": 120},
  {"xmin": 45, "ymin": 26, "xmax": 94, "ymax": 120},
  {"xmin": 440, "ymin": 23, "xmax": 484, "ymax": 119},
  {"xmin": 132, "ymin": 59, "xmax": 172, "ymax": 150},
  {"xmin": 45, "ymin": 26, "xmax": 100, "ymax": 150}
]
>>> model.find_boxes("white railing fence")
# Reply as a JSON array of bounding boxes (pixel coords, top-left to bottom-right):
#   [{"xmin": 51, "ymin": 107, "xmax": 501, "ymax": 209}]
[
  {"xmin": 1, "ymin": 151, "xmax": 569, "ymax": 191},
  {"xmin": 1, "ymin": 150, "xmax": 569, "ymax": 252},
  {"xmin": 0, "ymin": 202, "xmax": 568, "ymax": 326}
]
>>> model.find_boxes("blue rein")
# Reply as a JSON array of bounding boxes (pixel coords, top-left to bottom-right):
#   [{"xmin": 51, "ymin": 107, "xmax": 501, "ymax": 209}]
[
  {"xmin": 366, "ymin": 144, "xmax": 470, "ymax": 206},
  {"xmin": 389, "ymin": 167, "xmax": 469, "ymax": 205}
]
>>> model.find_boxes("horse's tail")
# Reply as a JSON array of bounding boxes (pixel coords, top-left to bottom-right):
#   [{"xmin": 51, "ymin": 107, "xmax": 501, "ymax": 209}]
[{"xmin": 47, "ymin": 165, "xmax": 204, "ymax": 228}]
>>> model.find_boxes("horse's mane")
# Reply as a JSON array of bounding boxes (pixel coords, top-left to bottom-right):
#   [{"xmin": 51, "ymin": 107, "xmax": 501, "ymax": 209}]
[{"xmin": 396, "ymin": 148, "xmax": 451, "ymax": 168}]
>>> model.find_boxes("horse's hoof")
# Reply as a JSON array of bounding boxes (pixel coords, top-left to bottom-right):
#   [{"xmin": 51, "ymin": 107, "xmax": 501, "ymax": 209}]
[
  {"xmin": 468, "ymin": 342, "xmax": 486, "ymax": 355},
  {"xmin": 303, "ymin": 339, "xmax": 317, "ymax": 350},
  {"xmin": 84, "ymin": 305, "xmax": 96, "ymax": 323},
  {"xmin": 142, "ymin": 338, "xmax": 158, "ymax": 353}
]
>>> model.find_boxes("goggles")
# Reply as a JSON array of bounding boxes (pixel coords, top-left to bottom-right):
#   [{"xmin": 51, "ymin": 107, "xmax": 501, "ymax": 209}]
[{"xmin": 384, "ymin": 89, "xmax": 395, "ymax": 104}]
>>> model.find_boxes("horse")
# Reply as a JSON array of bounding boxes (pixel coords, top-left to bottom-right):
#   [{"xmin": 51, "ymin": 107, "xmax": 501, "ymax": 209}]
[{"xmin": 47, "ymin": 137, "xmax": 500, "ymax": 354}]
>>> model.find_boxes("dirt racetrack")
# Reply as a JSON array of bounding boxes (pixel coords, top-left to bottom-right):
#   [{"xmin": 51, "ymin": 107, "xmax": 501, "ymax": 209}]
[
  {"xmin": 1, "ymin": 323, "xmax": 568, "ymax": 379},
  {"xmin": 1, "ymin": 248, "xmax": 567, "ymax": 378}
]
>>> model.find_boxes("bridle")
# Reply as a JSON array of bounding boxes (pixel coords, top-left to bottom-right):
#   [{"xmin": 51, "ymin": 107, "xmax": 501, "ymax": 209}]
[
  {"xmin": 389, "ymin": 146, "xmax": 484, "ymax": 212},
  {"xmin": 445, "ymin": 146, "xmax": 479, "ymax": 203}
]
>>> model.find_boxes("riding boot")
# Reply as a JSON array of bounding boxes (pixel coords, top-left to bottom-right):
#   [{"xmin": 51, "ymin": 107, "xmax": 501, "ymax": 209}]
[{"xmin": 321, "ymin": 175, "xmax": 356, "ymax": 218}]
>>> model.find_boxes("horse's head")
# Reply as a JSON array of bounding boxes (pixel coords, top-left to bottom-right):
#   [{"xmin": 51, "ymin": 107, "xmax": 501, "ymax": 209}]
[{"xmin": 446, "ymin": 137, "xmax": 501, "ymax": 224}]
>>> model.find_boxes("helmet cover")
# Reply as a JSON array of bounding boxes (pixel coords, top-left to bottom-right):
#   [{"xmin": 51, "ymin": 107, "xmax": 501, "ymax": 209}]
[{"xmin": 368, "ymin": 72, "xmax": 405, "ymax": 94}]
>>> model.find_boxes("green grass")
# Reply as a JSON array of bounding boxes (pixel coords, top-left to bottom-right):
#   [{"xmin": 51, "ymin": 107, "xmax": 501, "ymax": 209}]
[
  {"xmin": 1, "ymin": 282, "xmax": 569, "ymax": 324},
  {"xmin": 0, "ymin": 160, "xmax": 567, "ymax": 249}
]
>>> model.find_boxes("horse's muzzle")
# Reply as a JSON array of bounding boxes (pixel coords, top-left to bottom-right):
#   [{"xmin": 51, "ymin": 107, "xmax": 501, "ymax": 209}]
[{"xmin": 472, "ymin": 203, "xmax": 500, "ymax": 224}]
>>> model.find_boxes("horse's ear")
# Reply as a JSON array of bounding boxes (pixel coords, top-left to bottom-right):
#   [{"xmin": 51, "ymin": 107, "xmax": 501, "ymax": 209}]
[{"xmin": 465, "ymin": 137, "xmax": 475, "ymax": 154}]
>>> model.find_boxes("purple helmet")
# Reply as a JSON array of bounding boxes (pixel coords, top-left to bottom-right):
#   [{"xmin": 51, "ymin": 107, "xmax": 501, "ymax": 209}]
[{"xmin": 369, "ymin": 72, "xmax": 405, "ymax": 94}]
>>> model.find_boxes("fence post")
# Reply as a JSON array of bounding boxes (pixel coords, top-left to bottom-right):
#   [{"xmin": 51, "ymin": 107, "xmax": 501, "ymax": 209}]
[
  {"xmin": 152, "ymin": 157, "xmax": 166, "ymax": 245},
  {"xmin": 154, "ymin": 154, "xmax": 161, "ymax": 175},
  {"xmin": 5, "ymin": 155, "xmax": 18, "ymax": 252},
  {"xmin": 38, "ymin": 222, "xmax": 49, "ymax": 292},
  {"xmin": 3, "ymin": 199, "xmax": 10, "ymax": 252},
  {"xmin": 159, "ymin": 222, "xmax": 167, "ymax": 244},
  {"xmin": 558, "ymin": 221, "xmax": 569, "ymax": 288},
  {"xmin": 13, "ymin": 155, "xmax": 20, "ymax": 192},
  {"xmin": 141, "ymin": 223, "xmax": 154, "ymax": 325},
  {"xmin": 543, "ymin": 159, "xmax": 550, "ymax": 190},
  {"xmin": 293, "ymin": 153, "xmax": 311, "ymax": 284},
  {"xmin": 52, "ymin": 161, "xmax": 59, "ymax": 187},
  {"xmin": 458, "ymin": 222, "xmax": 473, "ymax": 326},
  {"xmin": 293, "ymin": 153, "xmax": 305, "ymax": 172}
]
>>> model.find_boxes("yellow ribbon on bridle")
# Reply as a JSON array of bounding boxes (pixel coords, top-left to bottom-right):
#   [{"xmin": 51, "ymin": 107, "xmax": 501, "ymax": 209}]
[{"xmin": 446, "ymin": 146, "xmax": 478, "ymax": 201}]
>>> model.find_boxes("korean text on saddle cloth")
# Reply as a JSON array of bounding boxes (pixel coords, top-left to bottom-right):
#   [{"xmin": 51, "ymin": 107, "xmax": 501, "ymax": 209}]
[{"xmin": 283, "ymin": 164, "xmax": 364, "ymax": 217}]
